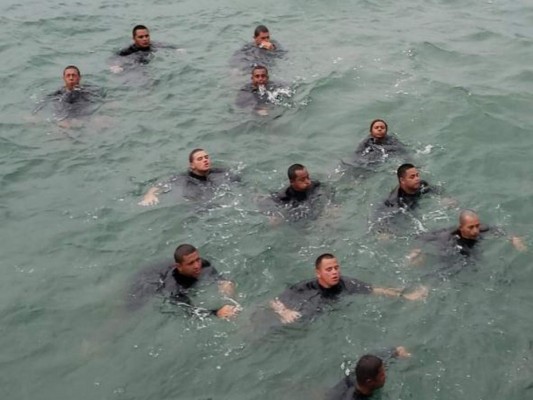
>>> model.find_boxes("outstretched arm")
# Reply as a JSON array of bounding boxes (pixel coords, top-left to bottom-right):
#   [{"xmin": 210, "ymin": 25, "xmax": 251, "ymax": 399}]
[
  {"xmin": 510, "ymin": 235, "xmax": 527, "ymax": 252},
  {"xmin": 372, "ymin": 285, "xmax": 428, "ymax": 301},
  {"xmin": 270, "ymin": 298, "xmax": 302, "ymax": 324},
  {"xmin": 138, "ymin": 187, "xmax": 161, "ymax": 206}
]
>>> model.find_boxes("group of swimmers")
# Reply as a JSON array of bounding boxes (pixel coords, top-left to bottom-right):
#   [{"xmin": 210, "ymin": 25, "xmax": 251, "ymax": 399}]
[{"xmin": 41, "ymin": 23, "xmax": 527, "ymax": 399}]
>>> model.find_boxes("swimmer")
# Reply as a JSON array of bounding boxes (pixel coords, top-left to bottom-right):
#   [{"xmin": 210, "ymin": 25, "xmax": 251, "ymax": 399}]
[
  {"xmin": 111, "ymin": 25, "xmax": 180, "ymax": 72},
  {"xmin": 235, "ymin": 65, "xmax": 289, "ymax": 114},
  {"xmin": 383, "ymin": 164, "xmax": 434, "ymax": 210},
  {"xmin": 353, "ymin": 119, "xmax": 408, "ymax": 165},
  {"xmin": 33, "ymin": 65, "xmax": 104, "ymax": 127},
  {"xmin": 261, "ymin": 163, "xmax": 335, "ymax": 223},
  {"xmin": 139, "ymin": 148, "xmax": 239, "ymax": 206},
  {"xmin": 130, "ymin": 244, "xmax": 239, "ymax": 319},
  {"xmin": 326, "ymin": 347, "xmax": 411, "ymax": 400},
  {"xmin": 408, "ymin": 209, "xmax": 527, "ymax": 265},
  {"xmin": 269, "ymin": 253, "xmax": 428, "ymax": 324},
  {"xmin": 230, "ymin": 25, "xmax": 285, "ymax": 72}
]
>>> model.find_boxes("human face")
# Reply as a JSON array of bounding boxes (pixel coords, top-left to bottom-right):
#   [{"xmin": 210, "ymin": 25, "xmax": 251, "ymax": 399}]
[
  {"xmin": 459, "ymin": 215, "xmax": 481, "ymax": 240},
  {"xmin": 399, "ymin": 167, "xmax": 421, "ymax": 193},
  {"xmin": 316, "ymin": 257, "xmax": 341, "ymax": 288},
  {"xmin": 254, "ymin": 31, "xmax": 271, "ymax": 46},
  {"xmin": 290, "ymin": 169, "xmax": 311, "ymax": 192},
  {"xmin": 189, "ymin": 150, "xmax": 211, "ymax": 175},
  {"xmin": 176, "ymin": 251, "xmax": 202, "ymax": 278},
  {"xmin": 370, "ymin": 120, "xmax": 388, "ymax": 139},
  {"xmin": 251, "ymin": 68, "xmax": 269, "ymax": 87},
  {"xmin": 133, "ymin": 29, "xmax": 151, "ymax": 48},
  {"xmin": 63, "ymin": 68, "xmax": 81, "ymax": 90}
]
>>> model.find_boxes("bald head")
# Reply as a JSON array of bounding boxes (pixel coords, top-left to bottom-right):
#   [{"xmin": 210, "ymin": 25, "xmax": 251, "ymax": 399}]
[{"xmin": 458, "ymin": 209, "xmax": 481, "ymax": 240}]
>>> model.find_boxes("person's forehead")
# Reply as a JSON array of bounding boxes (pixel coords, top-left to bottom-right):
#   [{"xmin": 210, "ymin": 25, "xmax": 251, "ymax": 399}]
[
  {"xmin": 295, "ymin": 169, "xmax": 308, "ymax": 177},
  {"xmin": 373, "ymin": 121, "xmax": 386, "ymax": 127},
  {"xmin": 406, "ymin": 167, "xmax": 418, "ymax": 175},
  {"xmin": 320, "ymin": 258, "xmax": 338, "ymax": 268},
  {"xmin": 64, "ymin": 68, "xmax": 79, "ymax": 75},
  {"xmin": 183, "ymin": 251, "xmax": 199, "ymax": 261},
  {"xmin": 253, "ymin": 69, "xmax": 268, "ymax": 76},
  {"xmin": 193, "ymin": 151, "xmax": 208, "ymax": 159},
  {"xmin": 135, "ymin": 29, "xmax": 149, "ymax": 37}
]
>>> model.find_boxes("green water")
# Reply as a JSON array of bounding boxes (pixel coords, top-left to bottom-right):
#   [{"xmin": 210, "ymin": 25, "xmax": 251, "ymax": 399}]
[{"xmin": 1, "ymin": 0, "xmax": 533, "ymax": 399}]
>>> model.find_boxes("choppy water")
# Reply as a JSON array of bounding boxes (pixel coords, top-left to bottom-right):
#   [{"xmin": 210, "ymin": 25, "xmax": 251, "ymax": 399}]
[{"xmin": 1, "ymin": 0, "xmax": 533, "ymax": 399}]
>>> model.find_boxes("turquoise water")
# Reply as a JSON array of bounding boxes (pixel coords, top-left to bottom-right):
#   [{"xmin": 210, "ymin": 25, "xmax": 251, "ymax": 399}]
[{"xmin": 1, "ymin": 0, "xmax": 533, "ymax": 399}]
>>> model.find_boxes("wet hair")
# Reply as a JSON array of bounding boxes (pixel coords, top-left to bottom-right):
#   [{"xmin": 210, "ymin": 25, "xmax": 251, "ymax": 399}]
[
  {"xmin": 287, "ymin": 163, "xmax": 306, "ymax": 181},
  {"xmin": 369, "ymin": 119, "xmax": 388, "ymax": 133},
  {"xmin": 174, "ymin": 244, "xmax": 197, "ymax": 263},
  {"xmin": 355, "ymin": 355, "xmax": 383, "ymax": 386},
  {"xmin": 254, "ymin": 25, "xmax": 270, "ymax": 37},
  {"xmin": 252, "ymin": 65, "xmax": 268, "ymax": 76},
  {"xmin": 315, "ymin": 253, "xmax": 335, "ymax": 269},
  {"xmin": 63, "ymin": 65, "xmax": 81, "ymax": 76},
  {"xmin": 397, "ymin": 163, "xmax": 416, "ymax": 179},
  {"xmin": 189, "ymin": 148, "xmax": 206, "ymax": 163},
  {"xmin": 459, "ymin": 209, "xmax": 479, "ymax": 226},
  {"xmin": 132, "ymin": 25, "xmax": 149, "ymax": 37}
]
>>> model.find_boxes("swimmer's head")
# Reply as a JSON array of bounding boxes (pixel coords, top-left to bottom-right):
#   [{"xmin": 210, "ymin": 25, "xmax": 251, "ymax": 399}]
[
  {"xmin": 315, "ymin": 253, "xmax": 341, "ymax": 288},
  {"xmin": 355, "ymin": 355, "xmax": 386, "ymax": 392},
  {"xmin": 189, "ymin": 148, "xmax": 211, "ymax": 176},
  {"xmin": 369, "ymin": 119, "xmax": 388, "ymax": 140},
  {"xmin": 253, "ymin": 25, "xmax": 271, "ymax": 46},
  {"xmin": 458, "ymin": 209, "xmax": 481, "ymax": 240},
  {"xmin": 132, "ymin": 25, "xmax": 150, "ymax": 49},
  {"xmin": 251, "ymin": 65, "xmax": 269, "ymax": 87},
  {"xmin": 397, "ymin": 163, "xmax": 421, "ymax": 193},
  {"xmin": 63, "ymin": 65, "xmax": 81, "ymax": 90},
  {"xmin": 288, "ymin": 163, "xmax": 311, "ymax": 192},
  {"xmin": 174, "ymin": 244, "xmax": 202, "ymax": 278}
]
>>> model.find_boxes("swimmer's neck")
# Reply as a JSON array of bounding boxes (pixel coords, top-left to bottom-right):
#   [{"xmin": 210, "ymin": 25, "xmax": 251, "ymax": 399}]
[
  {"xmin": 189, "ymin": 168, "xmax": 210, "ymax": 177},
  {"xmin": 399, "ymin": 183, "xmax": 418, "ymax": 195},
  {"xmin": 355, "ymin": 383, "xmax": 374, "ymax": 396}
]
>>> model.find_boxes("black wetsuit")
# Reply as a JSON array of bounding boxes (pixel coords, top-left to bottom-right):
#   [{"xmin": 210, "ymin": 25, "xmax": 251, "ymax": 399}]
[
  {"xmin": 158, "ymin": 168, "xmax": 240, "ymax": 201},
  {"xmin": 128, "ymin": 258, "xmax": 227, "ymax": 315},
  {"xmin": 230, "ymin": 40, "xmax": 285, "ymax": 71},
  {"xmin": 277, "ymin": 277, "xmax": 373, "ymax": 321},
  {"xmin": 353, "ymin": 134, "xmax": 407, "ymax": 165},
  {"xmin": 384, "ymin": 181, "xmax": 433, "ymax": 210},
  {"xmin": 116, "ymin": 42, "xmax": 176, "ymax": 65},
  {"xmin": 37, "ymin": 85, "xmax": 104, "ymax": 120},
  {"xmin": 268, "ymin": 181, "xmax": 333, "ymax": 221},
  {"xmin": 419, "ymin": 224, "xmax": 495, "ymax": 258},
  {"xmin": 326, "ymin": 375, "xmax": 370, "ymax": 400},
  {"xmin": 235, "ymin": 81, "xmax": 288, "ymax": 109},
  {"xmin": 326, "ymin": 348, "xmax": 400, "ymax": 400}
]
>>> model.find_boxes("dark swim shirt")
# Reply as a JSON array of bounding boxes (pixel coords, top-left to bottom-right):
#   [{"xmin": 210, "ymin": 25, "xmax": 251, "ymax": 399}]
[
  {"xmin": 384, "ymin": 180, "xmax": 433, "ymax": 210},
  {"xmin": 353, "ymin": 134, "xmax": 407, "ymax": 165},
  {"xmin": 278, "ymin": 276, "xmax": 373, "ymax": 320}
]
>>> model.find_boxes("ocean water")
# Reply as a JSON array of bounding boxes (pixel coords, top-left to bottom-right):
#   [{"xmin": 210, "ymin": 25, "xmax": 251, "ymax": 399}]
[{"xmin": 1, "ymin": 0, "xmax": 533, "ymax": 399}]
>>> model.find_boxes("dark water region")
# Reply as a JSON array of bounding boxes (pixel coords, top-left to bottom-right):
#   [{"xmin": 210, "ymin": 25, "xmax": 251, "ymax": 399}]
[{"xmin": 1, "ymin": 0, "xmax": 533, "ymax": 399}]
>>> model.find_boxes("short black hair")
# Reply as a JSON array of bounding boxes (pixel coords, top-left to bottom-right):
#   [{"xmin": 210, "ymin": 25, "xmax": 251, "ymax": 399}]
[
  {"xmin": 174, "ymin": 244, "xmax": 197, "ymax": 263},
  {"xmin": 63, "ymin": 65, "xmax": 80, "ymax": 76},
  {"xmin": 287, "ymin": 163, "xmax": 306, "ymax": 181},
  {"xmin": 355, "ymin": 355, "xmax": 383, "ymax": 386},
  {"xmin": 132, "ymin": 25, "xmax": 149, "ymax": 37},
  {"xmin": 397, "ymin": 163, "xmax": 416, "ymax": 179},
  {"xmin": 369, "ymin": 119, "xmax": 388, "ymax": 133},
  {"xmin": 252, "ymin": 65, "xmax": 268, "ymax": 75},
  {"xmin": 315, "ymin": 253, "xmax": 335, "ymax": 269},
  {"xmin": 189, "ymin": 148, "xmax": 205, "ymax": 163},
  {"xmin": 254, "ymin": 25, "xmax": 269, "ymax": 37}
]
